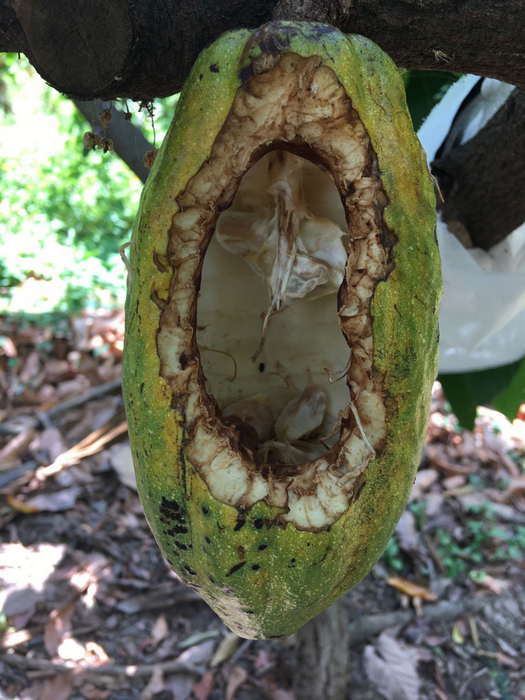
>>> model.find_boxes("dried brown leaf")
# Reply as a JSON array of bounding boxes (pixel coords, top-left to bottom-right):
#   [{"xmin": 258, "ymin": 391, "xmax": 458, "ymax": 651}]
[
  {"xmin": 364, "ymin": 633, "xmax": 422, "ymax": 700},
  {"xmin": 78, "ymin": 683, "xmax": 111, "ymax": 700},
  {"xmin": 226, "ymin": 665, "xmax": 248, "ymax": 700},
  {"xmin": 6, "ymin": 493, "xmax": 39, "ymax": 513},
  {"xmin": 426, "ymin": 444, "xmax": 473, "ymax": 476},
  {"xmin": 83, "ymin": 641, "xmax": 110, "ymax": 667},
  {"xmin": 210, "ymin": 632, "xmax": 241, "ymax": 667},
  {"xmin": 451, "ymin": 621, "xmax": 465, "ymax": 645},
  {"xmin": 40, "ymin": 674, "xmax": 74, "ymax": 700},
  {"xmin": 387, "ymin": 577, "xmax": 437, "ymax": 602},
  {"xmin": 44, "ymin": 601, "xmax": 75, "ymax": 657},
  {"xmin": 19, "ymin": 351, "xmax": 41, "ymax": 383},
  {"xmin": 177, "ymin": 639, "xmax": 217, "ymax": 668},
  {"xmin": 476, "ymin": 575, "xmax": 508, "ymax": 594},
  {"xmin": 109, "ymin": 442, "xmax": 137, "ymax": 490},
  {"xmin": 56, "ymin": 376, "xmax": 91, "ymax": 400},
  {"xmin": 38, "ymin": 427, "xmax": 69, "ymax": 463},
  {"xmin": 192, "ymin": 671, "xmax": 215, "ymax": 700},
  {"xmin": 25, "ymin": 485, "xmax": 81, "ymax": 513},
  {"xmin": 408, "ymin": 469, "xmax": 438, "ymax": 502},
  {"xmin": 163, "ymin": 675, "xmax": 193, "ymax": 700},
  {"xmin": 395, "ymin": 511, "xmax": 419, "ymax": 553},
  {"xmin": 0, "ymin": 628, "xmax": 33, "ymax": 649},
  {"xmin": 254, "ymin": 648, "xmax": 275, "ymax": 671},
  {"xmin": 141, "ymin": 666, "xmax": 164, "ymax": 700},
  {"xmin": 149, "ymin": 613, "xmax": 169, "ymax": 647},
  {"xmin": 0, "ymin": 428, "xmax": 35, "ymax": 467}
]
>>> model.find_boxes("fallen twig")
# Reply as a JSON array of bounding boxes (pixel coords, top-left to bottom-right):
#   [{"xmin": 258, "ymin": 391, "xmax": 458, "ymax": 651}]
[
  {"xmin": 38, "ymin": 413, "xmax": 127, "ymax": 478},
  {"xmin": 0, "ymin": 379, "xmax": 122, "ymax": 436},
  {"xmin": 42, "ymin": 378, "xmax": 123, "ymax": 421},
  {"xmin": 347, "ymin": 597, "xmax": 485, "ymax": 647},
  {"xmin": 1, "ymin": 652, "xmax": 205, "ymax": 679}
]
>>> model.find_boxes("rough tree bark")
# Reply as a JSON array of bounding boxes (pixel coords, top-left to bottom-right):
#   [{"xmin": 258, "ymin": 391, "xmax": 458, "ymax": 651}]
[
  {"xmin": 433, "ymin": 88, "xmax": 525, "ymax": 250},
  {"xmin": 1, "ymin": 0, "xmax": 525, "ymax": 100},
  {"xmin": 293, "ymin": 598, "xmax": 350, "ymax": 700}
]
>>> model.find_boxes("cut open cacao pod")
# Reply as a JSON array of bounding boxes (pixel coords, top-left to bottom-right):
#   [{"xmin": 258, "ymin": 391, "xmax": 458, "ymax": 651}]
[{"xmin": 123, "ymin": 21, "xmax": 442, "ymax": 639}]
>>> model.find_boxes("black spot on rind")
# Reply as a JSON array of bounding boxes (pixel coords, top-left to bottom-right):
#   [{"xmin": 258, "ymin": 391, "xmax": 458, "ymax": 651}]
[
  {"xmin": 234, "ymin": 511, "xmax": 247, "ymax": 531},
  {"xmin": 239, "ymin": 62, "xmax": 255, "ymax": 84},
  {"xmin": 167, "ymin": 525, "xmax": 188, "ymax": 535},
  {"xmin": 254, "ymin": 518, "xmax": 264, "ymax": 530},
  {"xmin": 209, "ymin": 63, "xmax": 220, "ymax": 73},
  {"xmin": 208, "ymin": 575, "xmax": 216, "ymax": 584},
  {"xmin": 205, "ymin": 536, "xmax": 211, "ymax": 545},
  {"xmin": 226, "ymin": 562, "xmax": 247, "ymax": 577},
  {"xmin": 258, "ymin": 363, "xmax": 265, "ymax": 372},
  {"xmin": 318, "ymin": 547, "xmax": 331, "ymax": 564},
  {"xmin": 243, "ymin": 609, "xmax": 255, "ymax": 615},
  {"xmin": 258, "ymin": 544, "xmax": 268, "ymax": 551},
  {"xmin": 161, "ymin": 497, "xmax": 181, "ymax": 512},
  {"xmin": 251, "ymin": 564, "xmax": 260, "ymax": 571},
  {"xmin": 202, "ymin": 506, "xmax": 209, "ymax": 515},
  {"xmin": 171, "ymin": 512, "xmax": 186, "ymax": 524},
  {"xmin": 290, "ymin": 558, "xmax": 296, "ymax": 563},
  {"xmin": 174, "ymin": 540, "xmax": 188, "ymax": 551},
  {"xmin": 217, "ymin": 522, "xmax": 225, "ymax": 532},
  {"xmin": 184, "ymin": 565, "xmax": 197, "ymax": 576}
]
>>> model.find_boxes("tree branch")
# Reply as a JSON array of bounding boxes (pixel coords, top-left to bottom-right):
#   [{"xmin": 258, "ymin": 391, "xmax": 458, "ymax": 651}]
[
  {"xmin": 1, "ymin": 1, "xmax": 525, "ymax": 100},
  {"xmin": 74, "ymin": 100, "xmax": 152, "ymax": 183},
  {"xmin": 0, "ymin": 0, "xmax": 23, "ymax": 53},
  {"xmin": 433, "ymin": 88, "xmax": 525, "ymax": 250},
  {"xmin": 293, "ymin": 598, "xmax": 350, "ymax": 700}
]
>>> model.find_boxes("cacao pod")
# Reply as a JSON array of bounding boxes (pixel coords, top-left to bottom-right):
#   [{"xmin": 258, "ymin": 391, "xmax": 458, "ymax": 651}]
[{"xmin": 123, "ymin": 21, "xmax": 441, "ymax": 639}]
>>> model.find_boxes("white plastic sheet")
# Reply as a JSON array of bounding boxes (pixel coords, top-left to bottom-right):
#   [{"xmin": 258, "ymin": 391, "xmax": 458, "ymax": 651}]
[{"xmin": 417, "ymin": 77, "xmax": 525, "ymax": 373}]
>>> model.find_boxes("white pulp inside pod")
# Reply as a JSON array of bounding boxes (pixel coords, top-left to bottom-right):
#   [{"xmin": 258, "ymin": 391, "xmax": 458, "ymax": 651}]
[{"xmin": 197, "ymin": 151, "xmax": 352, "ymax": 465}]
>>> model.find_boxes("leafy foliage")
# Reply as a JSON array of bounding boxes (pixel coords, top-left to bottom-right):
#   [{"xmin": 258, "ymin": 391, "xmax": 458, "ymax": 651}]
[
  {"xmin": 0, "ymin": 56, "xmax": 144, "ymax": 313},
  {"xmin": 435, "ymin": 501, "xmax": 525, "ymax": 579},
  {"xmin": 402, "ymin": 70, "xmax": 461, "ymax": 131},
  {"xmin": 439, "ymin": 358, "xmax": 525, "ymax": 429}
]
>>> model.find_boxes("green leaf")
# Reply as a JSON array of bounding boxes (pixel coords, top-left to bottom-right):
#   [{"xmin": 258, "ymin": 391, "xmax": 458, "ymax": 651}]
[
  {"xmin": 402, "ymin": 70, "xmax": 462, "ymax": 131},
  {"xmin": 492, "ymin": 356, "xmax": 525, "ymax": 420},
  {"xmin": 439, "ymin": 357, "xmax": 525, "ymax": 429}
]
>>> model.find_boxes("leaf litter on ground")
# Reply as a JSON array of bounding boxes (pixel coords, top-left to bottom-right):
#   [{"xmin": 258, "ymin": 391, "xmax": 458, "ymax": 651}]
[{"xmin": 1, "ymin": 314, "xmax": 525, "ymax": 699}]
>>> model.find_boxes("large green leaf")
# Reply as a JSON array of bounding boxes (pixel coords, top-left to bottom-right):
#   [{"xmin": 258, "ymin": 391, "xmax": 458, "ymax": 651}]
[
  {"xmin": 439, "ymin": 356, "xmax": 525, "ymax": 429},
  {"xmin": 402, "ymin": 70, "xmax": 462, "ymax": 131}
]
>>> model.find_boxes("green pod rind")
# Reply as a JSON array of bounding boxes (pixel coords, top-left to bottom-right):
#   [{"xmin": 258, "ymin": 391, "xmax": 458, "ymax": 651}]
[{"xmin": 123, "ymin": 21, "xmax": 441, "ymax": 639}]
